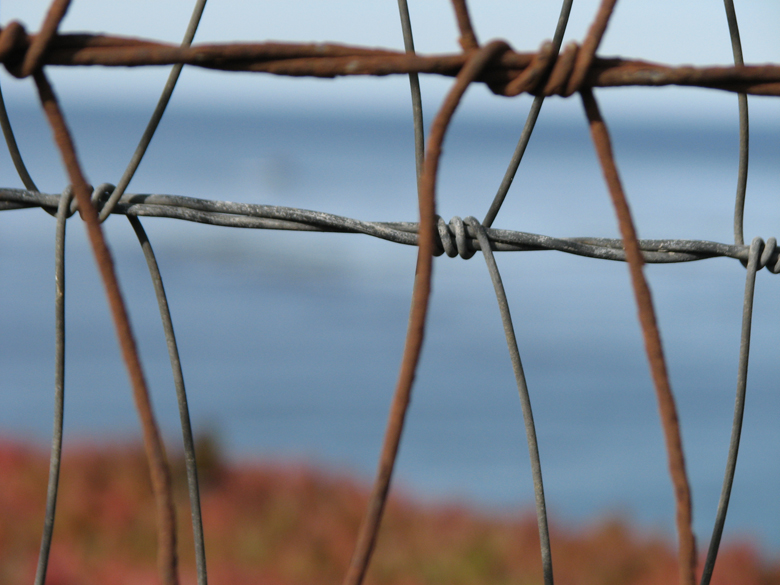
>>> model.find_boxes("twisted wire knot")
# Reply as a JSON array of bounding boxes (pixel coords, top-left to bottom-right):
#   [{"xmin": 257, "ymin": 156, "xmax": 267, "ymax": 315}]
[
  {"xmin": 435, "ymin": 215, "xmax": 490, "ymax": 259},
  {"xmin": 44, "ymin": 183, "xmax": 116, "ymax": 219},
  {"xmin": 486, "ymin": 40, "xmax": 590, "ymax": 98},
  {"xmin": 0, "ymin": 0, "xmax": 71, "ymax": 78},
  {"xmin": 0, "ymin": 21, "xmax": 31, "ymax": 77},
  {"xmin": 751, "ymin": 237, "xmax": 780, "ymax": 273}
]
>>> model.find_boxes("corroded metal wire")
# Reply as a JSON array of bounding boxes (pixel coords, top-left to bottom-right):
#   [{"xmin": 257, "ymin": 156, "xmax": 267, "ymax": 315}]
[
  {"xmin": 5, "ymin": 2, "xmax": 210, "ymax": 583},
  {"xmin": 449, "ymin": 0, "xmax": 479, "ymax": 51},
  {"xmin": 1, "ymin": 30, "xmax": 780, "ymax": 95},
  {"xmin": 111, "ymin": 1, "xmax": 210, "ymax": 582},
  {"xmin": 564, "ymin": 0, "xmax": 619, "ymax": 96},
  {"xmin": 581, "ymin": 87, "xmax": 696, "ymax": 585}
]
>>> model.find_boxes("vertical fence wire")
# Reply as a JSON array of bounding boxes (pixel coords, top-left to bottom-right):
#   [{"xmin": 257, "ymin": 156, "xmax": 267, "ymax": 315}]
[
  {"xmin": 467, "ymin": 217, "xmax": 554, "ymax": 585},
  {"xmin": 723, "ymin": 0, "xmax": 749, "ymax": 247},
  {"xmin": 396, "ymin": 0, "xmax": 425, "ymax": 185},
  {"xmin": 699, "ymin": 4, "xmax": 753, "ymax": 581},
  {"xmin": 32, "ymin": 187, "xmax": 72, "ymax": 585},
  {"xmin": 699, "ymin": 237, "xmax": 763, "ymax": 585}
]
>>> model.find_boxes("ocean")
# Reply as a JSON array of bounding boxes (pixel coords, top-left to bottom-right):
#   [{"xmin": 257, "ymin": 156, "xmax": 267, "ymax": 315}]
[{"xmin": 1, "ymin": 100, "xmax": 780, "ymax": 553}]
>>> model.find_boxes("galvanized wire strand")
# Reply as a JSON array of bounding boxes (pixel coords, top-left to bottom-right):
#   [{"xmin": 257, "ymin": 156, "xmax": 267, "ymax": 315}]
[
  {"xmin": 465, "ymin": 216, "xmax": 554, "ymax": 585},
  {"xmin": 482, "ymin": 0, "xmax": 574, "ymax": 228},
  {"xmin": 33, "ymin": 69, "xmax": 180, "ymax": 585},
  {"xmin": 128, "ymin": 215, "xmax": 208, "ymax": 585},
  {"xmin": 32, "ymin": 187, "xmax": 73, "ymax": 585},
  {"xmin": 0, "ymin": 82, "xmax": 38, "ymax": 192},
  {"xmin": 3, "ymin": 188, "xmax": 774, "ymax": 267},
  {"xmin": 342, "ymin": 40, "xmax": 508, "ymax": 585},
  {"xmin": 98, "ymin": 0, "xmax": 208, "ymax": 221},
  {"xmin": 581, "ymin": 87, "xmax": 696, "ymax": 585},
  {"xmin": 722, "ymin": 0, "xmax": 749, "ymax": 247},
  {"xmin": 396, "ymin": 0, "xmax": 425, "ymax": 185},
  {"xmin": 699, "ymin": 236, "xmax": 763, "ymax": 585}
]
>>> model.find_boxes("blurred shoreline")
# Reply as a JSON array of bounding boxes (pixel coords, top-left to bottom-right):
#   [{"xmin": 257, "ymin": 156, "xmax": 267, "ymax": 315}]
[{"xmin": 2, "ymin": 438, "xmax": 779, "ymax": 585}]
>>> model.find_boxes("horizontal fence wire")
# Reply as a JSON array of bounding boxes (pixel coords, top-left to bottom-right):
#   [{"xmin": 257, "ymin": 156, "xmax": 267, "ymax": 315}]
[{"xmin": 0, "ymin": 1, "xmax": 776, "ymax": 585}]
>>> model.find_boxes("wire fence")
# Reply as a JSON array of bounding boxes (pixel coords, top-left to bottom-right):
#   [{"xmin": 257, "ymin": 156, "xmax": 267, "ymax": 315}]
[{"xmin": 0, "ymin": 0, "xmax": 777, "ymax": 584}]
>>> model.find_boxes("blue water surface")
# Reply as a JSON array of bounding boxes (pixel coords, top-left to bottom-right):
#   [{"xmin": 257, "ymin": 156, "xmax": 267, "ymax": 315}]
[{"xmin": 1, "ymin": 102, "xmax": 779, "ymax": 554}]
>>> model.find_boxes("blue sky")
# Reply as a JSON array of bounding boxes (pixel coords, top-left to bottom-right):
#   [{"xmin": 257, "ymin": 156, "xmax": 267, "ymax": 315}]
[{"xmin": 1, "ymin": 0, "xmax": 779, "ymax": 121}]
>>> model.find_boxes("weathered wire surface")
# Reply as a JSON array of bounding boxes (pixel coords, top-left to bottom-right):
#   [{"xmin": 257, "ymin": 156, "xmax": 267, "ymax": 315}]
[{"xmin": 0, "ymin": 1, "xmax": 776, "ymax": 585}]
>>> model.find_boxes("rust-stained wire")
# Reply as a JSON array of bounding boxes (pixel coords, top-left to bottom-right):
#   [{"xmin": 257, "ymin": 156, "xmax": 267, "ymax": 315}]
[
  {"xmin": 18, "ymin": 0, "xmax": 71, "ymax": 77},
  {"xmin": 32, "ymin": 69, "xmax": 180, "ymax": 585},
  {"xmin": 580, "ymin": 87, "xmax": 696, "ymax": 585},
  {"xmin": 564, "ymin": 0, "xmax": 619, "ymax": 95},
  {"xmin": 449, "ymin": 0, "xmax": 479, "ymax": 51},
  {"xmin": 342, "ymin": 40, "xmax": 510, "ymax": 585},
  {"xmin": 0, "ymin": 29, "xmax": 779, "ymax": 95}
]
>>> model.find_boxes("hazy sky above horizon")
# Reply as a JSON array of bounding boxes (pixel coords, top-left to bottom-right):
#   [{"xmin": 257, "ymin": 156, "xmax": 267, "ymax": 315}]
[{"xmin": 1, "ymin": 1, "xmax": 778, "ymax": 122}]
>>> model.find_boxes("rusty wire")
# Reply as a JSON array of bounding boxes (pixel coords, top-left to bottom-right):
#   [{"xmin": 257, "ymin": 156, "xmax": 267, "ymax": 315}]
[
  {"xmin": 581, "ymin": 85, "xmax": 696, "ymax": 585},
  {"xmin": 0, "ymin": 0, "xmax": 777, "ymax": 584}
]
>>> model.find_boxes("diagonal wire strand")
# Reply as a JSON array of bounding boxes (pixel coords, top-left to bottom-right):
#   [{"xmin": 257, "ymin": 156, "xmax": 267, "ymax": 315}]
[
  {"xmin": 0, "ymin": 82, "xmax": 38, "ymax": 192},
  {"xmin": 483, "ymin": 0, "xmax": 574, "ymax": 228},
  {"xmin": 466, "ymin": 216, "xmax": 554, "ymax": 585},
  {"xmin": 98, "ymin": 0, "xmax": 208, "ymax": 221}
]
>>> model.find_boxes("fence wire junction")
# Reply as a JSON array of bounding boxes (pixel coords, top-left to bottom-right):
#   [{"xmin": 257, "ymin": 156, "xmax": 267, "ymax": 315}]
[{"xmin": 0, "ymin": 1, "xmax": 777, "ymax": 585}]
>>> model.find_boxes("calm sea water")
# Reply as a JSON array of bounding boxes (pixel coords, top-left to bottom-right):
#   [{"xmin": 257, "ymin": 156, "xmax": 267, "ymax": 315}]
[{"xmin": 2, "ymin": 102, "xmax": 780, "ymax": 552}]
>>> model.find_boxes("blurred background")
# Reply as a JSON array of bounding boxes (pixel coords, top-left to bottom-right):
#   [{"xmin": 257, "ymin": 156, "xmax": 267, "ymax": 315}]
[{"xmin": 1, "ymin": 0, "xmax": 780, "ymax": 560}]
